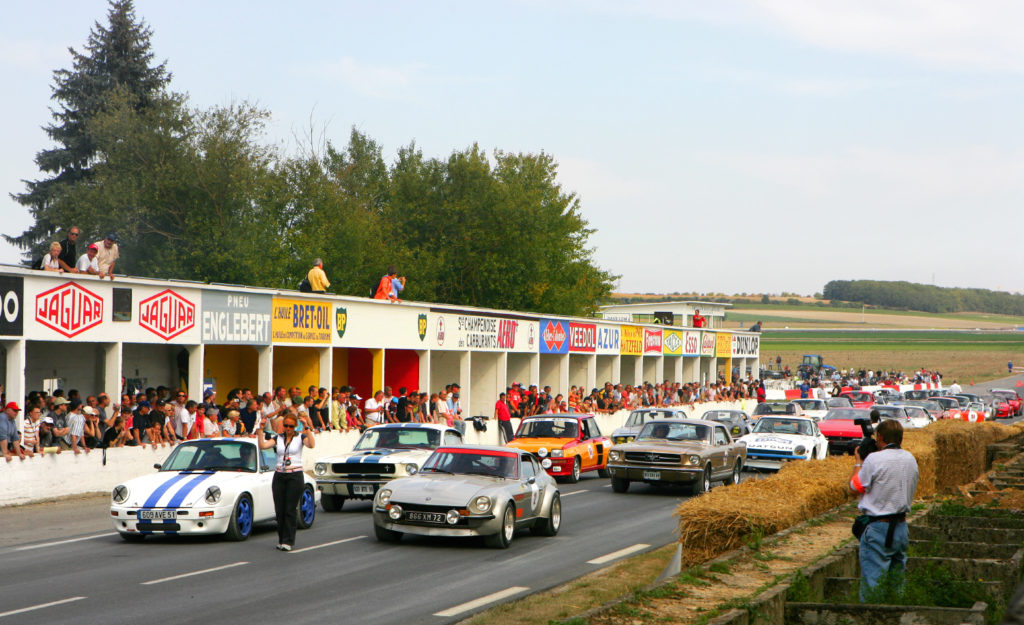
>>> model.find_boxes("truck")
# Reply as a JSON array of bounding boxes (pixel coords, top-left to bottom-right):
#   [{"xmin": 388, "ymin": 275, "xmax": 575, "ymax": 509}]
[{"xmin": 797, "ymin": 354, "xmax": 836, "ymax": 378}]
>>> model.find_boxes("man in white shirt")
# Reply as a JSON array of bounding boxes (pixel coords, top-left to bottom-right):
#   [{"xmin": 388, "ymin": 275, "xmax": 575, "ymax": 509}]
[
  {"xmin": 948, "ymin": 380, "xmax": 962, "ymax": 395},
  {"xmin": 76, "ymin": 244, "xmax": 101, "ymax": 275},
  {"xmin": 364, "ymin": 391, "xmax": 385, "ymax": 425}
]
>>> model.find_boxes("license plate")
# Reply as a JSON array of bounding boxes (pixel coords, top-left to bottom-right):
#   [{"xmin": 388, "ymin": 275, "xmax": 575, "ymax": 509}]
[
  {"xmin": 642, "ymin": 471, "xmax": 661, "ymax": 480},
  {"xmin": 406, "ymin": 511, "xmax": 445, "ymax": 524},
  {"xmin": 352, "ymin": 485, "xmax": 375, "ymax": 496},
  {"xmin": 139, "ymin": 509, "xmax": 176, "ymax": 520}
]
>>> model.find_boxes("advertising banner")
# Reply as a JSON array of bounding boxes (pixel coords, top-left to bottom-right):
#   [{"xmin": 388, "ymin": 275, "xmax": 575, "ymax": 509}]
[
  {"xmin": 621, "ymin": 326, "xmax": 643, "ymax": 355},
  {"xmin": 663, "ymin": 330, "xmax": 683, "ymax": 355},
  {"xmin": 431, "ymin": 313, "xmax": 537, "ymax": 352},
  {"xmin": 539, "ymin": 319, "xmax": 569, "ymax": 354},
  {"xmin": 700, "ymin": 331, "xmax": 716, "ymax": 357},
  {"xmin": 595, "ymin": 325, "xmax": 620, "ymax": 355},
  {"xmin": 716, "ymin": 332, "xmax": 733, "ymax": 358},
  {"xmin": 272, "ymin": 297, "xmax": 331, "ymax": 344},
  {"xmin": 682, "ymin": 330, "xmax": 701, "ymax": 357},
  {"xmin": 568, "ymin": 322, "xmax": 596, "ymax": 353},
  {"xmin": 0, "ymin": 276, "xmax": 23, "ymax": 336},
  {"xmin": 732, "ymin": 333, "xmax": 760, "ymax": 358},
  {"xmin": 35, "ymin": 281, "xmax": 104, "ymax": 339},
  {"xmin": 202, "ymin": 291, "xmax": 272, "ymax": 345},
  {"xmin": 643, "ymin": 328, "xmax": 663, "ymax": 354},
  {"xmin": 138, "ymin": 289, "xmax": 196, "ymax": 341}
]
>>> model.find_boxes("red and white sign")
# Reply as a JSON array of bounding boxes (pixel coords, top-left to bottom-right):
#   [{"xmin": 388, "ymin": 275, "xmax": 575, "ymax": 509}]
[
  {"xmin": 35, "ymin": 282, "xmax": 104, "ymax": 338},
  {"xmin": 643, "ymin": 328, "xmax": 662, "ymax": 354},
  {"xmin": 683, "ymin": 331, "xmax": 701, "ymax": 356},
  {"xmin": 569, "ymin": 322, "xmax": 596, "ymax": 352},
  {"xmin": 700, "ymin": 332, "xmax": 716, "ymax": 356},
  {"xmin": 542, "ymin": 321, "xmax": 567, "ymax": 353},
  {"xmin": 497, "ymin": 319, "xmax": 518, "ymax": 349},
  {"xmin": 139, "ymin": 289, "xmax": 195, "ymax": 340}
]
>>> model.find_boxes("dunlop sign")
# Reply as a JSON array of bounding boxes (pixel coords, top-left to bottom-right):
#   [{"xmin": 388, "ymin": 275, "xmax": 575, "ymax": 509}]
[
  {"xmin": 732, "ymin": 334, "xmax": 760, "ymax": 358},
  {"xmin": 272, "ymin": 298, "xmax": 331, "ymax": 344}
]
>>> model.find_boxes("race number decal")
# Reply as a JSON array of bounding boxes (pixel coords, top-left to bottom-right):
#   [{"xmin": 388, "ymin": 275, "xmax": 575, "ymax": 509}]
[
  {"xmin": 530, "ymin": 483, "xmax": 540, "ymax": 509},
  {"xmin": 587, "ymin": 444, "xmax": 594, "ymax": 459},
  {"xmin": 968, "ymin": 411, "xmax": 978, "ymax": 422}
]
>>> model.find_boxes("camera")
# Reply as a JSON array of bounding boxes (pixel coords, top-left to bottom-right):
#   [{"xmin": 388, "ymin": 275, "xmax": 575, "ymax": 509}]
[{"xmin": 853, "ymin": 415, "xmax": 878, "ymax": 459}]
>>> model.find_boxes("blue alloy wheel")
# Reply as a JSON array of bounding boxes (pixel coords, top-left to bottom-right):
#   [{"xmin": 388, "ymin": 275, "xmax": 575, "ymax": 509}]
[
  {"xmin": 298, "ymin": 486, "xmax": 316, "ymax": 529},
  {"xmin": 237, "ymin": 497, "xmax": 253, "ymax": 537}
]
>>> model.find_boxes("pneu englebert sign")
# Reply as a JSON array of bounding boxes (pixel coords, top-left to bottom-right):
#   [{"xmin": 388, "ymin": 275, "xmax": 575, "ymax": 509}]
[
  {"xmin": 271, "ymin": 297, "xmax": 331, "ymax": 344},
  {"xmin": 202, "ymin": 291, "xmax": 272, "ymax": 345}
]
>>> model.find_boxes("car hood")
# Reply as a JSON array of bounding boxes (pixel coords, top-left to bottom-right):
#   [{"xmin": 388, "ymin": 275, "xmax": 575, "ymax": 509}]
[
  {"xmin": 612, "ymin": 440, "xmax": 707, "ymax": 453},
  {"xmin": 739, "ymin": 433, "xmax": 814, "ymax": 451},
  {"xmin": 507, "ymin": 437, "xmax": 576, "ymax": 452},
  {"xmin": 818, "ymin": 420, "xmax": 862, "ymax": 437},
  {"xmin": 387, "ymin": 474, "xmax": 508, "ymax": 506},
  {"xmin": 320, "ymin": 448, "xmax": 431, "ymax": 465},
  {"xmin": 610, "ymin": 426, "xmax": 640, "ymax": 438},
  {"xmin": 119, "ymin": 471, "xmax": 250, "ymax": 508}
]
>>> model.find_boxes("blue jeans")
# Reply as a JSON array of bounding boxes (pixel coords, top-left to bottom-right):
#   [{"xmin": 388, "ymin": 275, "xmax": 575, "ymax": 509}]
[{"xmin": 859, "ymin": 520, "xmax": 909, "ymax": 602}]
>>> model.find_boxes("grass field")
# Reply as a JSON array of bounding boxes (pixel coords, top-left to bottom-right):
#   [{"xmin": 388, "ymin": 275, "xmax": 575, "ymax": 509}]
[
  {"xmin": 726, "ymin": 308, "xmax": 1024, "ymax": 330},
  {"xmin": 761, "ymin": 330, "xmax": 1024, "ymax": 382}
]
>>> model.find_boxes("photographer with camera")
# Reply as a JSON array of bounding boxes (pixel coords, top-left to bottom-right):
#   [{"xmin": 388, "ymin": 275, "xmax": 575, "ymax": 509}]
[
  {"xmin": 257, "ymin": 411, "xmax": 315, "ymax": 551},
  {"xmin": 856, "ymin": 409, "xmax": 881, "ymax": 460},
  {"xmin": 849, "ymin": 419, "xmax": 918, "ymax": 601}
]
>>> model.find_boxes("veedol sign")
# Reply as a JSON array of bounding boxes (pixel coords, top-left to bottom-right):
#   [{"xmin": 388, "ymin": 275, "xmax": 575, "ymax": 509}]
[{"xmin": 36, "ymin": 281, "xmax": 104, "ymax": 338}]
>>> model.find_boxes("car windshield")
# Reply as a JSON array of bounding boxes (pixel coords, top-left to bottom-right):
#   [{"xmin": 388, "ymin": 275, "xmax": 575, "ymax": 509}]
[
  {"xmin": 702, "ymin": 411, "xmax": 738, "ymax": 423},
  {"xmin": 934, "ymin": 397, "xmax": 957, "ymax": 409},
  {"xmin": 161, "ymin": 440, "xmax": 257, "ymax": 472},
  {"xmin": 843, "ymin": 392, "xmax": 872, "ymax": 402},
  {"xmin": 754, "ymin": 403, "xmax": 798, "ymax": 415},
  {"xmin": 907, "ymin": 400, "xmax": 941, "ymax": 412},
  {"xmin": 823, "ymin": 409, "xmax": 867, "ymax": 421},
  {"xmin": 516, "ymin": 418, "xmax": 579, "ymax": 438},
  {"xmin": 793, "ymin": 400, "xmax": 825, "ymax": 411},
  {"xmin": 626, "ymin": 409, "xmax": 681, "ymax": 426},
  {"xmin": 826, "ymin": 398, "xmax": 853, "ymax": 408},
  {"xmin": 422, "ymin": 449, "xmax": 518, "ymax": 478},
  {"xmin": 751, "ymin": 418, "xmax": 813, "ymax": 436},
  {"xmin": 993, "ymin": 391, "xmax": 1018, "ymax": 400},
  {"xmin": 354, "ymin": 427, "xmax": 441, "ymax": 450},
  {"xmin": 636, "ymin": 422, "xmax": 709, "ymax": 442},
  {"xmin": 903, "ymin": 406, "xmax": 928, "ymax": 419},
  {"xmin": 873, "ymin": 406, "xmax": 907, "ymax": 420}
]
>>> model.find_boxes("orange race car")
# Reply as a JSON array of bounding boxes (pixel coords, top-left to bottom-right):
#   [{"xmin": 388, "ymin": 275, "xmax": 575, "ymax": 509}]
[{"xmin": 506, "ymin": 413, "xmax": 611, "ymax": 483}]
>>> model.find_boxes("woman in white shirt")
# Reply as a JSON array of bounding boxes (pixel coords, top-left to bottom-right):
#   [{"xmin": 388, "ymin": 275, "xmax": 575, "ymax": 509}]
[
  {"xmin": 41, "ymin": 242, "xmax": 63, "ymax": 272},
  {"xmin": 257, "ymin": 411, "xmax": 315, "ymax": 551}
]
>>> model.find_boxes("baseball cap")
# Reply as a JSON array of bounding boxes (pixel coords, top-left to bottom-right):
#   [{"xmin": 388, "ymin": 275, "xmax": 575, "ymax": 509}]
[
  {"xmin": 41, "ymin": 416, "xmax": 54, "ymax": 424},
  {"xmin": 105, "ymin": 233, "xmax": 119, "ymax": 242},
  {"xmin": 88, "ymin": 243, "xmax": 98, "ymax": 250},
  {"xmin": 52, "ymin": 397, "xmax": 69, "ymax": 406},
  {"xmin": 83, "ymin": 406, "xmax": 97, "ymax": 416},
  {"xmin": 136, "ymin": 400, "xmax": 151, "ymax": 409},
  {"xmin": 4, "ymin": 402, "xmax": 21, "ymax": 412}
]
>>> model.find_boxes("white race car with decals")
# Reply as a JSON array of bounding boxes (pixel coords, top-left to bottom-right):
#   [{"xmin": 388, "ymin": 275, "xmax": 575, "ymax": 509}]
[
  {"xmin": 737, "ymin": 416, "xmax": 828, "ymax": 471},
  {"xmin": 110, "ymin": 438, "xmax": 319, "ymax": 541},
  {"xmin": 314, "ymin": 423, "xmax": 464, "ymax": 511}
]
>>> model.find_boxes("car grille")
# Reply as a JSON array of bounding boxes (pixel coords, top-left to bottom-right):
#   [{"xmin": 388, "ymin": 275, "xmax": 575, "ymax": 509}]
[
  {"xmin": 624, "ymin": 452, "xmax": 681, "ymax": 464},
  {"xmin": 332, "ymin": 463, "xmax": 396, "ymax": 474},
  {"xmin": 395, "ymin": 502, "xmax": 460, "ymax": 513},
  {"xmin": 137, "ymin": 523, "xmax": 181, "ymax": 532}
]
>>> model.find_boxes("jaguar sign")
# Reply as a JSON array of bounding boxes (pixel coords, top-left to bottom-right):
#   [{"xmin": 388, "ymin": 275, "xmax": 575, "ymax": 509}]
[
  {"xmin": 35, "ymin": 282, "xmax": 104, "ymax": 338},
  {"xmin": 139, "ymin": 289, "xmax": 196, "ymax": 341}
]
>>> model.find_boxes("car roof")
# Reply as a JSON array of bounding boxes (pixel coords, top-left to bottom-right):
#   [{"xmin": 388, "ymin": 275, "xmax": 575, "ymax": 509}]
[
  {"xmin": 522, "ymin": 413, "xmax": 592, "ymax": 421},
  {"xmin": 640, "ymin": 418, "xmax": 719, "ymax": 427},
  {"xmin": 754, "ymin": 415, "xmax": 815, "ymax": 423},
  {"xmin": 449, "ymin": 444, "xmax": 524, "ymax": 455},
  {"xmin": 373, "ymin": 422, "xmax": 452, "ymax": 431},
  {"xmin": 195, "ymin": 437, "xmax": 255, "ymax": 444}
]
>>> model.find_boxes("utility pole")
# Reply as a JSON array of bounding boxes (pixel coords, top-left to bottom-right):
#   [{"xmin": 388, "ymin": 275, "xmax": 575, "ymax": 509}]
[{"xmin": 862, "ymin": 304, "xmax": 865, "ymax": 323}]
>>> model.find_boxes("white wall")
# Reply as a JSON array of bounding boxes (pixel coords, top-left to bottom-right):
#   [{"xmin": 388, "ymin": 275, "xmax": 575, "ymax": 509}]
[
  {"xmin": 26, "ymin": 340, "xmax": 106, "ymax": 394},
  {"xmin": 121, "ymin": 342, "xmax": 180, "ymax": 393}
]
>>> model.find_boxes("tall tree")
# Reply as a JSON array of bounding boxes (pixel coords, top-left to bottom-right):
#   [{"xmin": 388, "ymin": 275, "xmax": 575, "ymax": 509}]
[{"xmin": 5, "ymin": 0, "xmax": 170, "ymax": 259}]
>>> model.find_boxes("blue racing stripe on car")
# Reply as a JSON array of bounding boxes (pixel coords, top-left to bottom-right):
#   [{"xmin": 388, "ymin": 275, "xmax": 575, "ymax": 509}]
[
  {"xmin": 142, "ymin": 472, "xmax": 193, "ymax": 508},
  {"xmin": 165, "ymin": 472, "xmax": 216, "ymax": 508}
]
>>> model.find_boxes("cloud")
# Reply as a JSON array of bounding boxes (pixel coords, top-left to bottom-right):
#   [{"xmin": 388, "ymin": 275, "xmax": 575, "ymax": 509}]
[
  {"xmin": 0, "ymin": 36, "xmax": 67, "ymax": 73},
  {"xmin": 304, "ymin": 56, "xmax": 426, "ymax": 99}
]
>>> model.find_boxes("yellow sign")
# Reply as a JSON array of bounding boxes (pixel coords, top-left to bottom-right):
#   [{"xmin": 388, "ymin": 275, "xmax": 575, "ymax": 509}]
[
  {"xmin": 663, "ymin": 330, "xmax": 683, "ymax": 355},
  {"xmin": 715, "ymin": 332, "xmax": 732, "ymax": 358},
  {"xmin": 271, "ymin": 298, "xmax": 331, "ymax": 344},
  {"xmin": 620, "ymin": 326, "xmax": 643, "ymax": 355}
]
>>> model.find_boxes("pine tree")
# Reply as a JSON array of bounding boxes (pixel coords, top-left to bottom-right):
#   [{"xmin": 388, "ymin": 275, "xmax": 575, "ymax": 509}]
[{"xmin": 5, "ymin": 0, "xmax": 170, "ymax": 260}]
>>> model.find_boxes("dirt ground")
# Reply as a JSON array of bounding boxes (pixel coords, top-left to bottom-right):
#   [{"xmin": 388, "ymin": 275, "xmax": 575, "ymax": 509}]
[
  {"xmin": 740, "ymin": 308, "xmax": 1012, "ymax": 329},
  {"xmin": 767, "ymin": 350, "xmax": 1018, "ymax": 383},
  {"xmin": 591, "ymin": 511, "xmax": 856, "ymax": 624}
]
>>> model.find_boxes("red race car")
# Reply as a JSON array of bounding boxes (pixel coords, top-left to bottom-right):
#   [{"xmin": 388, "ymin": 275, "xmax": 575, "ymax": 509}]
[
  {"xmin": 817, "ymin": 408, "xmax": 873, "ymax": 455},
  {"xmin": 991, "ymin": 389, "xmax": 1022, "ymax": 416},
  {"xmin": 838, "ymin": 391, "xmax": 875, "ymax": 410}
]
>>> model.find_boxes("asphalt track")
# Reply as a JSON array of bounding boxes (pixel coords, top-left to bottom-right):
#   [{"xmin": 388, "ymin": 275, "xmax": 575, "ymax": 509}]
[{"xmin": 3, "ymin": 373, "xmax": 1021, "ymax": 624}]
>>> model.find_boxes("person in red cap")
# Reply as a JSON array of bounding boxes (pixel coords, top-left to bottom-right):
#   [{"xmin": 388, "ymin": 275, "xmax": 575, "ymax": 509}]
[
  {"xmin": 2, "ymin": 402, "xmax": 31, "ymax": 462},
  {"xmin": 75, "ymin": 244, "xmax": 101, "ymax": 276}
]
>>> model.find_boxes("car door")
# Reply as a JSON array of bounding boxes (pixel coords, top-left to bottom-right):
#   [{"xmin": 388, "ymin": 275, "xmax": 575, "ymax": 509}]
[
  {"xmin": 255, "ymin": 446, "xmax": 276, "ymax": 520},
  {"xmin": 583, "ymin": 418, "xmax": 606, "ymax": 468},
  {"xmin": 811, "ymin": 422, "xmax": 826, "ymax": 459},
  {"xmin": 519, "ymin": 453, "xmax": 542, "ymax": 519},
  {"xmin": 711, "ymin": 426, "xmax": 731, "ymax": 476}
]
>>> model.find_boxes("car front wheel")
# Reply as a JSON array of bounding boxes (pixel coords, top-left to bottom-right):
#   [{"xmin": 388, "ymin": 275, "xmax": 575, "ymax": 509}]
[
  {"xmin": 532, "ymin": 494, "xmax": 561, "ymax": 537},
  {"xmin": 563, "ymin": 457, "xmax": 582, "ymax": 484},
  {"xmin": 374, "ymin": 524, "xmax": 402, "ymax": 543},
  {"xmin": 297, "ymin": 485, "xmax": 316, "ymax": 529},
  {"xmin": 225, "ymin": 494, "xmax": 254, "ymax": 541},
  {"xmin": 485, "ymin": 503, "xmax": 515, "ymax": 548},
  {"xmin": 691, "ymin": 465, "xmax": 711, "ymax": 496},
  {"xmin": 611, "ymin": 477, "xmax": 630, "ymax": 493},
  {"xmin": 321, "ymin": 494, "xmax": 345, "ymax": 512}
]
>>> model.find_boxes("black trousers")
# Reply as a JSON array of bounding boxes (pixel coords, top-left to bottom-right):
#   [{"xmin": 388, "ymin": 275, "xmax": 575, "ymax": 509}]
[
  {"xmin": 499, "ymin": 420, "xmax": 515, "ymax": 444},
  {"xmin": 272, "ymin": 471, "xmax": 303, "ymax": 546}
]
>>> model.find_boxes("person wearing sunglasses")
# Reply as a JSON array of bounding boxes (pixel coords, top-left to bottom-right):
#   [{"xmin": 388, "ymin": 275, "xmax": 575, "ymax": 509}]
[{"xmin": 257, "ymin": 411, "xmax": 315, "ymax": 551}]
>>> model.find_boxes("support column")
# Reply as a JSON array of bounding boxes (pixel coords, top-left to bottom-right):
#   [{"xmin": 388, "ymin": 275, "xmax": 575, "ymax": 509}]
[
  {"xmin": 633, "ymin": 357, "xmax": 643, "ymax": 387},
  {"xmin": 673, "ymin": 356, "xmax": 684, "ymax": 385},
  {"xmin": 557, "ymin": 353, "xmax": 570, "ymax": 397},
  {"xmin": 497, "ymin": 352, "xmax": 508, "ymax": 395},
  {"xmin": 655, "ymin": 356, "xmax": 665, "ymax": 385},
  {"xmin": 529, "ymin": 353, "xmax": 540, "ymax": 388},
  {"xmin": 751, "ymin": 357, "xmax": 761, "ymax": 382},
  {"xmin": 102, "ymin": 342, "xmax": 122, "ymax": 402},
  {"xmin": 417, "ymin": 350, "xmax": 431, "ymax": 396},
  {"xmin": 459, "ymin": 351, "xmax": 471, "ymax": 419},
  {"xmin": 611, "ymin": 356, "xmax": 621, "ymax": 386},
  {"xmin": 187, "ymin": 344, "xmax": 204, "ymax": 399},
  {"xmin": 2, "ymin": 340, "xmax": 25, "ymax": 433},
  {"xmin": 257, "ymin": 345, "xmax": 273, "ymax": 394},
  {"xmin": 371, "ymin": 348, "xmax": 384, "ymax": 394},
  {"xmin": 318, "ymin": 347, "xmax": 332, "ymax": 423},
  {"xmin": 586, "ymin": 354, "xmax": 597, "ymax": 393}
]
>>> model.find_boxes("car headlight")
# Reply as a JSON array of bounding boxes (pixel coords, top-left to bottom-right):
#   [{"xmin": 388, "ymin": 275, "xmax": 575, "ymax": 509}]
[
  {"xmin": 112, "ymin": 485, "xmax": 129, "ymax": 504},
  {"xmin": 541, "ymin": 458, "xmax": 552, "ymax": 469},
  {"xmin": 550, "ymin": 449, "xmax": 564, "ymax": 458},
  {"xmin": 472, "ymin": 496, "xmax": 492, "ymax": 513},
  {"xmin": 405, "ymin": 463, "xmax": 418, "ymax": 475},
  {"xmin": 609, "ymin": 451, "xmax": 621, "ymax": 461},
  {"xmin": 377, "ymin": 488, "xmax": 392, "ymax": 506},
  {"xmin": 204, "ymin": 486, "xmax": 222, "ymax": 505},
  {"xmin": 388, "ymin": 505, "xmax": 402, "ymax": 520},
  {"xmin": 793, "ymin": 445, "xmax": 807, "ymax": 457},
  {"xmin": 446, "ymin": 509, "xmax": 460, "ymax": 525},
  {"xmin": 537, "ymin": 447, "xmax": 549, "ymax": 458},
  {"xmin": 314, "ymin": 463, "xmax": 327, "ymax": 476},
  {"xmin": 687, "ymin": 455, "xmax": 701, "ymax": 466}
]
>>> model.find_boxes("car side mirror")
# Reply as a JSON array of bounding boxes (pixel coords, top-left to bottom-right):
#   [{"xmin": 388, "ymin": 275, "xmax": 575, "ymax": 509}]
[
  {"xmin": 153, "ymin": 463, "xmax": 162, "ymax": 470},
  {"xmin": 527, "ymin": 476, "xmax": 537, "ymax": 485}
]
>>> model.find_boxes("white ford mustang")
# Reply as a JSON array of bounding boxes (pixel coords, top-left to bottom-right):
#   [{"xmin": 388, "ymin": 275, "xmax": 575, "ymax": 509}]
[
  {"xmin": 110, "ymin": 438, "xmax": 319, "ymax": 541},
  {"xmin": 738, "ymin": 416, "xmax": 829, "ymax": 471},
  {"xmin": 314, "ymin": 423, "xmax": 463, "ymax": 511}
]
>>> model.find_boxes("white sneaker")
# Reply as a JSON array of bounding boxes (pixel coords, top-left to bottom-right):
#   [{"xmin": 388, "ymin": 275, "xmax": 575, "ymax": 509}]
[
  {"xmin": 280, "ymin": 544, "xmax": 292, "ymax": 552},
  {"xmin": 275, "ymin": 544, "xmax": 285, "ymax": 551}
]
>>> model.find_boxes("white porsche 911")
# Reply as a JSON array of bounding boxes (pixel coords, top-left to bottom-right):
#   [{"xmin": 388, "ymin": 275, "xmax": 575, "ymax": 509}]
[
  {"xmin": 738, "ymin": 416, "xmax": 828, "ymax": 471},
  {"xmin": 110, "ymin": 438, "xmax": 319, "ymax": 541}
]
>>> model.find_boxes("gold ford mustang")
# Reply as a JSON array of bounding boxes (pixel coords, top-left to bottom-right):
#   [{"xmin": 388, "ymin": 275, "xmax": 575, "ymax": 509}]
[{"xmin": 606, "ymin": 419, "xmax": 746, "ymax": 495}]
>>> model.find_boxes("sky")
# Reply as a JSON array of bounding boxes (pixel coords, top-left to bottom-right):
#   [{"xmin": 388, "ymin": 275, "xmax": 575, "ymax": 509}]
[{"xmin": 2, "ymin": 0, "xmax": 1023, "ymax": 295}]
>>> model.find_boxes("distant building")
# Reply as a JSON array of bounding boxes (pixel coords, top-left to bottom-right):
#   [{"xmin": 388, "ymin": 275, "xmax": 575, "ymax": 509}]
[{"xmin": 597, "ymin": 301, "xmax": 730, "ymax": 329}]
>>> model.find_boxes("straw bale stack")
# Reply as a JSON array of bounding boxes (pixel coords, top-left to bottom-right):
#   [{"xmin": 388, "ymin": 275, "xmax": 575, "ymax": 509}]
[{"xmin": 674, "ymin": 456, "xmax": 854, "ymax": 567}]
